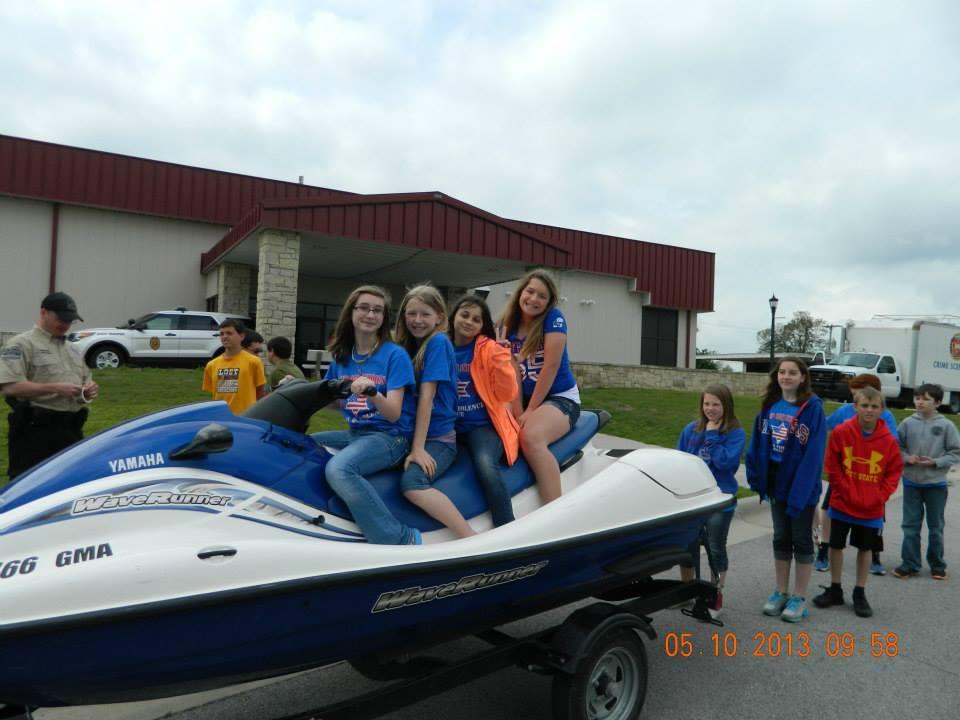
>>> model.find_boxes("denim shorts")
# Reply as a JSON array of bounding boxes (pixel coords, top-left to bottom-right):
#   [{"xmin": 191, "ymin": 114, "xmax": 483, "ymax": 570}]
[
  {"xmin": 400, "ymin": 440, "xmax": 458, "ymax": 492},
  {"xmin": 525, "ymin": 394, "xmax": 581, "ymax": 431}
]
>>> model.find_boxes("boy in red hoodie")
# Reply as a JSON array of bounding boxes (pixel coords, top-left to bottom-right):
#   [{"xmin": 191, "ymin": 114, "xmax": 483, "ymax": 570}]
[{"xmin": 814, "ymin": 386, "xmax": 902, "ymax": 617}]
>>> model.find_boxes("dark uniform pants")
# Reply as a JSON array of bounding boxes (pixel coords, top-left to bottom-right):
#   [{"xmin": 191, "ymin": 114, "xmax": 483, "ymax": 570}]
[{"xmin": 6, "ymin": 403, "xmax": 88, "ymax": 481}]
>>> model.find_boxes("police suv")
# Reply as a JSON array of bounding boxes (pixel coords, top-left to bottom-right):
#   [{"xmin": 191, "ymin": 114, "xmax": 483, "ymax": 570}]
[{"xmin": 69, "ymin": 309, "xmax": 251, "ymax": 369}]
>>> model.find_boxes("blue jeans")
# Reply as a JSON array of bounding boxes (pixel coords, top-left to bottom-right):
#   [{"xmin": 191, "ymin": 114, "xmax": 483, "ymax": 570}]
[
  {"xmin": 770, "ymin": 498, "xmax": 815, "ymax": 564},
  {"xmin": 312, "ymin": 429, "xmax": 414, "ymax": 545},
  {"xmin": 901, "ymin": 485, "xmax": 948, "ymax": 572},
  {"xmin": 679, "ymin": 509, "xmax": 734, "ymax": 575},
  {"xmin": 401, "ymin": 440, "xmax": 458, "ymax": 491},
  {"xmin": 462, "ymin": 424, "xmax": 514, "ymax": 527}
]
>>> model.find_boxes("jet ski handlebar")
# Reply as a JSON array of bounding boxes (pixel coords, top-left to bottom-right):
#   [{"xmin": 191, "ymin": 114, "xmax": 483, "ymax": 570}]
[{"xmin": 241, "ymin": 378, "xmax": 374, "ymax": 433}]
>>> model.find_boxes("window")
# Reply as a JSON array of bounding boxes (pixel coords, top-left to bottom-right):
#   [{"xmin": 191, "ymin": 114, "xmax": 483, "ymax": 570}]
[
  {"xmin": 641, "ymin": 307, "xmax": 678, "ymax": 367},
  {"xmin": 140, "ymin": 314, "xmax": 178, "ymax": 331},
  {"xmin": 179, "ymin": 315, "xmax": 220, "ymax": 331},
  {"xmin": 877, "ymin": 357, "xmax": 896, "ymax": 374}
]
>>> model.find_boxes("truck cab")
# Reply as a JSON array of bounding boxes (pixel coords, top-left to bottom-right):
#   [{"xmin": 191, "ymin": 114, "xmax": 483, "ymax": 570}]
[{"xmin": 808, "ymin": 352, "xmax": 902, "ymax": 403}]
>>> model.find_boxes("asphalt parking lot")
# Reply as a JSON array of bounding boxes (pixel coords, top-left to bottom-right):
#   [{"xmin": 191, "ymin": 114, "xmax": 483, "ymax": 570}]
[{"xmin": 37, "ymin": 454, "xmax": 960, "ymax": 720}]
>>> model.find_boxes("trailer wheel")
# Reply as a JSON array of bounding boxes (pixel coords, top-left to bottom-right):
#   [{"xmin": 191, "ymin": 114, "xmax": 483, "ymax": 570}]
[{"xmin": 552, "ymin": 627, "xmax": 647, "ymax": 720}]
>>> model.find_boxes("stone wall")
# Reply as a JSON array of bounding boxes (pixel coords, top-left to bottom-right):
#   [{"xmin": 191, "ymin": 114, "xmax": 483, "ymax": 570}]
[
  {"xmin": 572, "ymin": 362, "xmax": 767, "ymax": 396},
  {"xmin": 255, "ymin": 231, "xmax": 300, "ymax": 345},
  {"xmin": 217, "ymin": 262, "xmax": 254, "ymax": 316}
]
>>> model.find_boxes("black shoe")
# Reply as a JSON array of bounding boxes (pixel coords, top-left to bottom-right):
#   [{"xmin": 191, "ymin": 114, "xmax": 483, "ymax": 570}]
[
  {"xmin": 853, "ymin": 593, "xmax": 873, "ymax": 617},
  {"xmin": 813, "ymin": 585, "xmax": 844, "ymax": 608},
  {"xmin": 892, "ymin": 566, "xmax": 918, "ymax": 579}
]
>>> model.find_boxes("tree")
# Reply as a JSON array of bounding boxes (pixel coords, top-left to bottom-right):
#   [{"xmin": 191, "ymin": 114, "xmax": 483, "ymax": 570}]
[
  {"xmin": 696, "ymin": 347, "xmax": 721, "ymax": 370},
  {"xmin": 756, "ymin": 311, "xmax": 830, "ymax": 354}
]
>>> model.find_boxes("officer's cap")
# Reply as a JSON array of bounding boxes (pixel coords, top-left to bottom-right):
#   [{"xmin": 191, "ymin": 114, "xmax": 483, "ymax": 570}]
[{"xmin": 42, "ymin": 292, "xmax": 84, "ymax": 322}]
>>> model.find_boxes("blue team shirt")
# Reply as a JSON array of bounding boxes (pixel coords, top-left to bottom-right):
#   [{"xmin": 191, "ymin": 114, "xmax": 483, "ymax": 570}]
[
  {"xmin": 508, "ymin": 307, "xmax": 578, "ymax": 399},
  {"xmin": 454, "ymin": 341, "xmax": 490, "ymax": 433},
  {"xmin": 412, "ymin": 333, "xmax": 458, "ymax": 439},
  {"xmin": 766, "ymin": 399, "xmax": 800, "ymax": 463},
  {"xmin": 323, "ymin": 341, "xmax": 416, "ymax": 436}
]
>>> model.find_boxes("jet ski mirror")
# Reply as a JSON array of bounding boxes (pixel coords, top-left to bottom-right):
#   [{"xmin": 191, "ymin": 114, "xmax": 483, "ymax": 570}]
[{"xmin": 170, "ymin": 423, "xmax": 234, "ymax": 460}]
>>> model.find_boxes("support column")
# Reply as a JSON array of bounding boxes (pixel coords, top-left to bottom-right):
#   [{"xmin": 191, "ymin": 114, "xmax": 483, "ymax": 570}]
[
  {"xmin": 216, "ymin": 262, "xmax": 254, "ymax": 316},
  {"xmin": 255, "ymin": 230, "xmax": 300, "ymax": 347}
]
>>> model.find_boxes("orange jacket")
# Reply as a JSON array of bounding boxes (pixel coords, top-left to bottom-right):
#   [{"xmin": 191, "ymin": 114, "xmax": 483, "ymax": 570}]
[{"xmin": 469, "ymin": 336, "xmax": 521, "ymax": 465}]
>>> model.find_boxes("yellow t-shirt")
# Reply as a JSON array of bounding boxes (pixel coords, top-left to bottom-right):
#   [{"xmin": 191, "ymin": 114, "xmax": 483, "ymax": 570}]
[{"xmin": 202, "ymin": 352, "xmax": 266, "ymax": 414}]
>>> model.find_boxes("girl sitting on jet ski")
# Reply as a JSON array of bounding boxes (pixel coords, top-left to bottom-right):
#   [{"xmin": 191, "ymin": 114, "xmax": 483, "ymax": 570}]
[
  {"xmin": 394, "ymin": 285, "xmax": 475, "ymax": 538},
  {"xmin": 499, "ymin": 269, "xmax": 581, "ymax": 504},
  {"xmin": 312, "ymin": 285, "xmax": 423, "ymax": 545},
  {"xmin": 449, "ymin": 294, "xmax": 521, "ymax": 527}
]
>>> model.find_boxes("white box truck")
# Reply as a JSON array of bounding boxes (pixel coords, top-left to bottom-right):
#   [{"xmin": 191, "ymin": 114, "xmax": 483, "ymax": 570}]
[{"xmin": 808, "ymin": 318, "xmax": 960, "ymax": 413}]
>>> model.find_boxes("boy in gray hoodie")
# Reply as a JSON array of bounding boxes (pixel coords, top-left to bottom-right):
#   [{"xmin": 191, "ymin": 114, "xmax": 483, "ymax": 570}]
[{"xmin": 892, "ymin": 384, "xmax": 960, "ymax": 580}]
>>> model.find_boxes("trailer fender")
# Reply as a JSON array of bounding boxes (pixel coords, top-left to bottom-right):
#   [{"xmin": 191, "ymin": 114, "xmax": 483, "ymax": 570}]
[{"xmin": 548, "ymin": 602, "xmax": 654, "ymax": 676}]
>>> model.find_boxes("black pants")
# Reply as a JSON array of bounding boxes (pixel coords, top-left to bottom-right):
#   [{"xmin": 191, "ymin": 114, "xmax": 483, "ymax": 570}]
[{"xmin": 7, "ymin": 404, "xmax": 87, "ymax": 481}]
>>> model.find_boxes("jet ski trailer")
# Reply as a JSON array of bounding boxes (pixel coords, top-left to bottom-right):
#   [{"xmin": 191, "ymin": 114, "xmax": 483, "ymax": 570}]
[{"xmin": 0, "ymin": 379, "xmax": 730, "ymax": 718}]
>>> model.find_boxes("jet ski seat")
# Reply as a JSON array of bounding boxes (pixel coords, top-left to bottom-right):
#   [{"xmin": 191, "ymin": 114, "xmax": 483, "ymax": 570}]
[{"xmin": 325, "ymin": 411, "xmax": 601, "ymax": 532}]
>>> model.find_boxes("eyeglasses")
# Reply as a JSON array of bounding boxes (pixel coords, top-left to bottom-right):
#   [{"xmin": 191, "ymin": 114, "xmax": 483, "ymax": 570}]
[{"xmin": 354, "ymin": 304, "xmax": 385, "ymax": 316}]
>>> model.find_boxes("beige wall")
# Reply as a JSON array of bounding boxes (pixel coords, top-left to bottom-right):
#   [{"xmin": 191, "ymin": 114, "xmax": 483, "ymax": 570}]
[{"xmin": 0, "ymin": 196, "xmax": 54, "ymax": 333}]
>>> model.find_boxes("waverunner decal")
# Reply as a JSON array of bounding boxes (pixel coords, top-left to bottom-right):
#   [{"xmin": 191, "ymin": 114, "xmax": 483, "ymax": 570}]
[
  {"xmin": 108, "ymin": 453, "xmax": 165, "ymax": 473},
  {"xmin": 371, "ymin": 560, "xmax": 549, "ymax": 613},
  {"xmin": 72, "ymin": 491, "xmax": 232, "ymax": 514}
]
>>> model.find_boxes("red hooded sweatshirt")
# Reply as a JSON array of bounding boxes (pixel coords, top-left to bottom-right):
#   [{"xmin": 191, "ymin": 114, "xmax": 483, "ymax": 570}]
[{"xmin": 825, "ymin": 416, "xmax": 903, "ymax": 521}]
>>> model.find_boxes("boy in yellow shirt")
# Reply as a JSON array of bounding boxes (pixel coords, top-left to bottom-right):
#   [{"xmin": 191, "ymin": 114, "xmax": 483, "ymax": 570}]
[{"xmin": 202, "ymin": 320, "xmax": 267, "ymax": 414}]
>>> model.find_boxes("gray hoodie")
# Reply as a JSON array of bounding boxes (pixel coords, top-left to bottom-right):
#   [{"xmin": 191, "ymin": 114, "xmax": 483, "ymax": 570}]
[{"xmin": 897, "ymin": 412, "xmax": 960, "ymax": 486}]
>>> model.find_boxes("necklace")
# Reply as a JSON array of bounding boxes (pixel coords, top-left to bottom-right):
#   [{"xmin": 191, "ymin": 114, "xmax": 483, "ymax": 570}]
[{"xmin": 351, "ymin": 342, "xmax": 379, "ymax": 365}]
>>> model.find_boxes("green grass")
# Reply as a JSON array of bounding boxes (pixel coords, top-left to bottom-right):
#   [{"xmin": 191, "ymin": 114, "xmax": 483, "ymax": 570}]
[{"xmin": 3, "ymin": 369, "xmax": 958, "ymax": 489}]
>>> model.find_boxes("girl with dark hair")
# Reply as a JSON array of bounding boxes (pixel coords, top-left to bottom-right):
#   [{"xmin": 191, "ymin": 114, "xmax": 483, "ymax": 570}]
[
  {"xmin": 746, "ymin": 357, "xmax": 827, "ymax": 622},
  {"xmin": 499, "ymin": 269, "xmax": 580, "ymax": 504},
  {"xmin": 677, "ymin": 384, "xmax": 745, "ymax": 617},
  {"xmin": 313, "ymin": 285, "xmax": 421, "ymax": 545},
  {"xmin": 449, "ymin": 294, "xmax": 520, "ymax": 527}
]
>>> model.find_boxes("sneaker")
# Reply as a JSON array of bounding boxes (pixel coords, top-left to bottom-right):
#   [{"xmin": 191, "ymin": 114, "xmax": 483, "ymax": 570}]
[
  {"xmin": 812, "ymin": 585, "xmax": 844, "ymax": 608},
  {"xmin": 708, "ymin": 590, "xmax": 723, "ymax": 619},
  {"xmin": 931, "ymin": 569, "xmax": 948, "ymax": 580},
  {"xmin": 853, "ymin": 593, "xmax": 873, "ymax": 618},
  {"xmin": 780, "ymin": 596, "xmax": 808, "ymax": 623},
  {"xmin": 762, "ymin": 590, "xmax": 789, "ymax": 616},
  {"xmin": 870, "ymin": 561, "xmax": 886, "ymax": 576},
  {"xmin": 892, "ymin": 566, "xmax": 918, "ymax": 579},
  {"xmin": 815, "ymin": 552, "xmax": 829, "ymax": 573},
  {"xmin": 409, "ymin": 528, "xmax": 422, "ymax": 545}
]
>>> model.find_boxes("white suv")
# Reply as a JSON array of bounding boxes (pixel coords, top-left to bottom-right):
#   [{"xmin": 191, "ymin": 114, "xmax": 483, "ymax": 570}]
[{"xmin": 69, "ymin": 309, "xmax": 251, "ymax": 369}]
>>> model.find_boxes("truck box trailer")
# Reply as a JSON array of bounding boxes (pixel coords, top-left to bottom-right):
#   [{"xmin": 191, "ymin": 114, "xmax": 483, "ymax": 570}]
[{"xmin": 809, "ymin": 318, "xmax": 960, "ymax": 413}]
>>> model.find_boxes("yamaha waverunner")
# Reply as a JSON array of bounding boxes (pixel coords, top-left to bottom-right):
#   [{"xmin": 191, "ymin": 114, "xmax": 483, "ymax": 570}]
[{"xmin": 0, "ymin": 379, "xmax": 731, "ymax": 709}]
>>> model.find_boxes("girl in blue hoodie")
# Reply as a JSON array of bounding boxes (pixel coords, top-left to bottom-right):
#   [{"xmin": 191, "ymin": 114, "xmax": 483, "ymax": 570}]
[
  {"xmin": 746, "ymin": 357, "xmax": 826, "ymax": 623},
  {"xmin": 677, "ymin": 383, "xmax": 745, "ymax": 617}
]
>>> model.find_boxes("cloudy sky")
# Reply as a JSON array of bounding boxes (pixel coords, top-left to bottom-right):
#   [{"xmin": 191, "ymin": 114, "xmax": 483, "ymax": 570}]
[{"xmin": 2, "ymin": 0, "xmax": 958, "ymax": 352}]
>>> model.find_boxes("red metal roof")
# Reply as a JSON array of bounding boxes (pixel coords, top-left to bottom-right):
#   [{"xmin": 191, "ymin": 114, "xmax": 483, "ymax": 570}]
[{"xmin": 0, "ymin": 134, "xmax": 715, "ymax": 311}]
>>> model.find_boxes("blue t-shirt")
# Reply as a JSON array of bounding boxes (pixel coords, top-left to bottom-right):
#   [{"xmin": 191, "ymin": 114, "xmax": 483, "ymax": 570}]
[
  {"xmin": 411, "ymin": 333, "xmax": 458, "ymax": 439},
  {"xmin": 323, "ymin": 341, "xmax": 416, "ymax": 436},
  {"xmin": 766, "ymin": 399, "xmax": 800, "ymax": 463},
  {"xmin": 454, "ymin": 341, "xmax": 490, "ymax": 433},
  {"xmin": 508, "ymin": 307, "xmax": 578, "ymax": 400},
  {"xmin": 826, "ymin": 403, "xmax": 897, "ymax": 435}
]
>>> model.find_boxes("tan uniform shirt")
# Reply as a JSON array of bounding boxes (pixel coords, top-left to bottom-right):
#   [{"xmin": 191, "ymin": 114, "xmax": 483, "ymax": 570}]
[{"xmin": 0, "ymin": 326, "xmax": 91, "ymax": 412}]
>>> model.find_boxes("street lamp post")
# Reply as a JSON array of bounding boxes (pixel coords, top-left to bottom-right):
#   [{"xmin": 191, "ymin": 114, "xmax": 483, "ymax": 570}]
[{"xmin": 769, "ymin": 294, "xmax": 779, "ymax": 370}]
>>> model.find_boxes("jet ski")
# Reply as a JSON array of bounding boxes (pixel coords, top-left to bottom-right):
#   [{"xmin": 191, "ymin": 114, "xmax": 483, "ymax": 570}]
[{"xmin": 0, "ymin": 379, "xmax": 731, "ymax": 709}]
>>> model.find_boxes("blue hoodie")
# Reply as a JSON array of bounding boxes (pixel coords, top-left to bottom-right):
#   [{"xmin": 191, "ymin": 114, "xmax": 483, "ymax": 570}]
[
  {"xmin": 677, "ymin": 422, "xmax": 746, "ymax": 507},
  {"xmin": 746, "ymin": 394, "xmax": 827, "ymax": 517}
]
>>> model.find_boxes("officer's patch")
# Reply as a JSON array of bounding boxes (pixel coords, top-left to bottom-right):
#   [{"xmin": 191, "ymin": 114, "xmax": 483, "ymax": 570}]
[{"xmin": 0, "ymin": 346, "xmax": 23, "ymax": 360}]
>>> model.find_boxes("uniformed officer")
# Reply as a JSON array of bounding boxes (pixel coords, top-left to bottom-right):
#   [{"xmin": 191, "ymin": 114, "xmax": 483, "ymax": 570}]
[{"xmin": 0, "ymin": 292, "xmax": 99, "ymax": 480}]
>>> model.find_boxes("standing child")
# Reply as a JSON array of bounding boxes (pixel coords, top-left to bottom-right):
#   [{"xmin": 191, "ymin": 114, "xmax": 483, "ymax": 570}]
[
  {"xmin": 449, "ymin": 294, "xmax": 521, "ymax": 527},
  {"xmin": 746, "ymin": 357, "xmax": 827, "ymax": 622},
  {"xmin": 499, "ymin": 269, "xmax": 580, "ymax": 504},
  {"xmin": 814, "ymin": 387, "xmax": 902, "ymax": 617},
  {"xmin": 395, "ymin": 285, "xmax": 475, "ymax": 538},
  {"xmin": 892, "ymin": 384, "xmax": 960, "ymax": 580},
  {"xmin": 677, "ymin": 384, "xmax": 746, "ymax": 617},
  {"xmin": 818, "ymin": 373, "xmax": 899, "ymax": 575},
  {"xmin": 313, "ymin": 286, "xmax": 421, "ymax": 545},
  {"xmin": 202, "ymin": 319, "xmax": 268, "ymax": 414}
]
